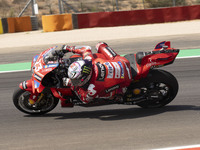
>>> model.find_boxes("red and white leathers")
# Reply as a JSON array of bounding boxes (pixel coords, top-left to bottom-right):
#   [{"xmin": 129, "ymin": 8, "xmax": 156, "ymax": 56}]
[{"xmin": 66, "ymin": 42, "xmax": 132, "ymax": 104}]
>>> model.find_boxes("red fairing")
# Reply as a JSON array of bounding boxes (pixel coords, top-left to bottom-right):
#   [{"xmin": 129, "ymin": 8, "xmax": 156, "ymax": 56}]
[
  {"xmin": 154, "ymin": 41, "xmax": 171, "ymax": 50},
  {"xmin": 133, "ymin": 47, "xmax": 179, "ymax": 80}
]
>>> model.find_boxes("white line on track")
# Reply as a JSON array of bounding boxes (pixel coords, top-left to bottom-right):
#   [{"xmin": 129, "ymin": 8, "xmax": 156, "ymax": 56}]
[
  {"xmin": 153, "ymin": 144, "xmax": 200, "ymax": 150},
  {"xmin": 177, "ymin": 55, "xmax": 200, "ymax": 59}
]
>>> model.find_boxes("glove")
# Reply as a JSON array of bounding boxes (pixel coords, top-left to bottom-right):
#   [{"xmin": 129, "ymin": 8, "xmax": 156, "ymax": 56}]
[{"xmin": 62, "ymin": 45, "xmax": 75, "ymax": 53}]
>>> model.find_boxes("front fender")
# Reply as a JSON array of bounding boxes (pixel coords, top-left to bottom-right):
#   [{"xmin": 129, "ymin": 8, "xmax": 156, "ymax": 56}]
[
  {"xmin": 19, "ymin": 79, "xmax": 45, "ymax": 93},
  {"xmin": 19, "ymin": 80, "xmax": 32, "ymax": 92}
]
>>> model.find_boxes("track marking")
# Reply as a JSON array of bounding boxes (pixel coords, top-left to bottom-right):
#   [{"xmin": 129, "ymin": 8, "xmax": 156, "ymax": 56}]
[
  {"xmin": 153, "ymin": 144, "xmax": 200, "ymax": 150},
  {"xmin": 177, "ymin": 55, "xmax": 200, "ymax": 59}
]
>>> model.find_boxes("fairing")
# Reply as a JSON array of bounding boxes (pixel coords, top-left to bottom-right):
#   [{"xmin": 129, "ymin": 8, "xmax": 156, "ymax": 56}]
[
  {"xmin": 134, "ymin": 41, "xmax": 179, "ymax": 80},
  {"xmin": 154, "ymin": 41, "xmax": 171, "ymax": 50},
  {"xmin": 30, "ymin": 47, "xmax": 59, "ymax": 93}
]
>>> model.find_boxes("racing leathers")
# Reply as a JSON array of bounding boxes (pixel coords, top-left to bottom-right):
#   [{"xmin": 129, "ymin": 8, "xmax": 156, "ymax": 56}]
[{"xmin": 64, "ymin": 42, "xmax": 132, "ymax": 104}]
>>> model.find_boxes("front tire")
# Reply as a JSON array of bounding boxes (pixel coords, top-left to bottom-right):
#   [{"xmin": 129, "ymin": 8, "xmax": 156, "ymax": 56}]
[
  {"xmin": 13, "ymin": 88, "xmax": 59, "ymax": 115},
  {"xmin": 136, "ymin": 69, "xmax": 179, "ymax": 108}
]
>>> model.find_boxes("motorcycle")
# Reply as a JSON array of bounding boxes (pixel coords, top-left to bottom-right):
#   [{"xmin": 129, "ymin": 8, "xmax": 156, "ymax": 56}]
[{"xmin": 13, "ymin": 41, "xmax": 179, "ymax": 115}]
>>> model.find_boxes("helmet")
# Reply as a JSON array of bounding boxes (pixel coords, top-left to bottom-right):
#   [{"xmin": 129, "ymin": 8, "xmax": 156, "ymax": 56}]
[{"xmin": 68, "ymin": 60, "xmax": 92, "ymax": 87}]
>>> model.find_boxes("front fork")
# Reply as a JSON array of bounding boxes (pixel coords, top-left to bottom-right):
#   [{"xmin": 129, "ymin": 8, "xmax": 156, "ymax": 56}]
[
  {"xmin": 19, "ymin": 80, "xmax": 42, "ymax": 105},
  {"xmin": 19, "ymin": 80, "xmax": 73, "ymax": 105}
]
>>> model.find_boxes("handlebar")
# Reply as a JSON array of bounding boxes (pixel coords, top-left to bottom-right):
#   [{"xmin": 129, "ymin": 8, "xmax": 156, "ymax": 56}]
[{"xmin": 51, "ymin": 50, "xmax": 64, "ymax": 57}]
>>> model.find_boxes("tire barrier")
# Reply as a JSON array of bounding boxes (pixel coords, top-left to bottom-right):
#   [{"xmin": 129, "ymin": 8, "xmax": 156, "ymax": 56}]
[
  {"xmin": 1, "ymin": 5, "xmax": 200, "ymax": 33},
  {"xmin": 72, "ymin": 14, "xmax": 79, "ymax": 29},
  {"xmin": 42, "ymin": 14, "xmax": 73, "ymax": 32},
  {"xmin": 0, "ymin": 19, "xmax": 3, "ymax": 34},
  {"xmin": 0, "ymin": 16, "xmax": 32, "ymax": 34},
  {"xmin": 31, "ymin": 16, "xmax": 39, "ymax": 30},
  {"xmin": 7, "ymin": 16, "xmax": 32, "ymax": 33},
  {"xmin": 1, "ymin": 18, "xmax": 8, "ymax": 33}
]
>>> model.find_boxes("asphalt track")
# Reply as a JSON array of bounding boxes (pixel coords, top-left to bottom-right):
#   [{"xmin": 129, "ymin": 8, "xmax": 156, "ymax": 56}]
[{"xmin": 0, "ymin": 34, "xmax": 200, "ymax": 150}]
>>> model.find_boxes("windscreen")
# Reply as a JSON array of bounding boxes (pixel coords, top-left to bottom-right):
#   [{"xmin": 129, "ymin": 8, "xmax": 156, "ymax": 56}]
[{"xmin": 43, "ymin": 46, "xmax": 59, "ymax": 64}]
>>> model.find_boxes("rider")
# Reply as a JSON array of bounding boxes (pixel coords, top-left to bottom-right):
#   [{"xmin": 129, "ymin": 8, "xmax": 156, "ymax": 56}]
[{"xmin": 61, "ymin": 42, "xmax": 132, "ymax": 106}]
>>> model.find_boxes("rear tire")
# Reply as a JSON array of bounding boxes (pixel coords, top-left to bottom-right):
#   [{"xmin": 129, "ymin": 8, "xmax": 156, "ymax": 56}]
[
  {"xmin": 13, "ymin": 88, "xmax": 59, "ymax": 115},
  {"xmin": 136, "ymin": 69, "xmax": 178, "ymax": 108}
]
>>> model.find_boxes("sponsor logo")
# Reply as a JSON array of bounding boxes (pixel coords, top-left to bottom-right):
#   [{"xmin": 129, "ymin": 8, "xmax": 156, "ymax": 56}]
[
  {"xmin": 104, "ymin": 62, "xmax": 113, "ymax": 78},
  {"xmin": 34, "ymin": 60, "xmax": 43, "ymax": 72},
  {"xmin": 117, "ymin": 61, "xmax": 124, "ymax": 78},
  {"xmin": 43, "ymin": 63, "xmax": 59, "ymax": 69},
  {"xmin": 88, "ymin": 84, "xmax": 97, "ymax": 96},
  {"xmin": 106, "ymin": 47, "xmax": 117, "ymax": 57},
  {"xmin": 96, "ymin": 63, "xmax": 106, "ymax": 81},
  {"xmin": 111, "ymin": 62, "xmax": 121, "ymax": 79},
  {"xmin": 34, "ymin": 80, "xmax": 40, "ymax": 88},
  {"xmin": 146, "ymin": 62, "xmax": 158, "ymax": 67},
  {"xmin": 105, "ymin": 85, "xmax": 120, "ymax": 93},
  {"xmin": 82, "ymin": 66, "xmax": 91, "ymax": 74},
  {"xmin": 42, "ymin": 68, "xmax": 53, "ymax": 72},
  {"xmin": 34, "ymin": 74, "xmax": 42, "ymax": 81}
]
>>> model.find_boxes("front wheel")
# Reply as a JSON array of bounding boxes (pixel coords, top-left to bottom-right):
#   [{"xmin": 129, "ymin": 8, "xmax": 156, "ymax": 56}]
[
  {"xmin": 136, "ymin": 69, "xmax": 179, "ymax": 108},
  {"xmin": 13, "ymin": 88, "xmax": 59, "ymax": 115}
]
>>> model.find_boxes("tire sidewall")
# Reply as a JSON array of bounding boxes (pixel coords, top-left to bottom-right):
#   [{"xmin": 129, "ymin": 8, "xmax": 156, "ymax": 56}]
[
  {"xmin": 13, "ymin": 88, "xmax": 59, "ymax": 115},
  {"xmin": 137, "ymin": 69, "xmax": 179, "ymax": 108}
]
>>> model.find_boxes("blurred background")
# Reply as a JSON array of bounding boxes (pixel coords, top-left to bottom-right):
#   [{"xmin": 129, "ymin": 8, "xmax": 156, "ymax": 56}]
[
  {"xmin": 0, "ymin": 0, "xmax": 200, "ymax": 18},
  {"xmin": 0, "ymin": 0, "xmax": 200, "ymax": 29}
]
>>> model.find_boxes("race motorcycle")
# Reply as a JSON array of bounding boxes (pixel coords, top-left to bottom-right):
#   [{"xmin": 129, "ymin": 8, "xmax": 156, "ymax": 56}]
[{"xmin": 13, "ymin": 41, "xmax": 179, "ymax": 115}]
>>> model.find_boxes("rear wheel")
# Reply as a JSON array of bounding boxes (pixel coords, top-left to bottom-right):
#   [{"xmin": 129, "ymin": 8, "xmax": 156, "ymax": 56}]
[
  {"xmin": 136, "ymin": 69, "xmax": 178, "ymax": 108},
  {"xmin": 13, "ymin": 88, "xmax": 59, "ymax": 115}
]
